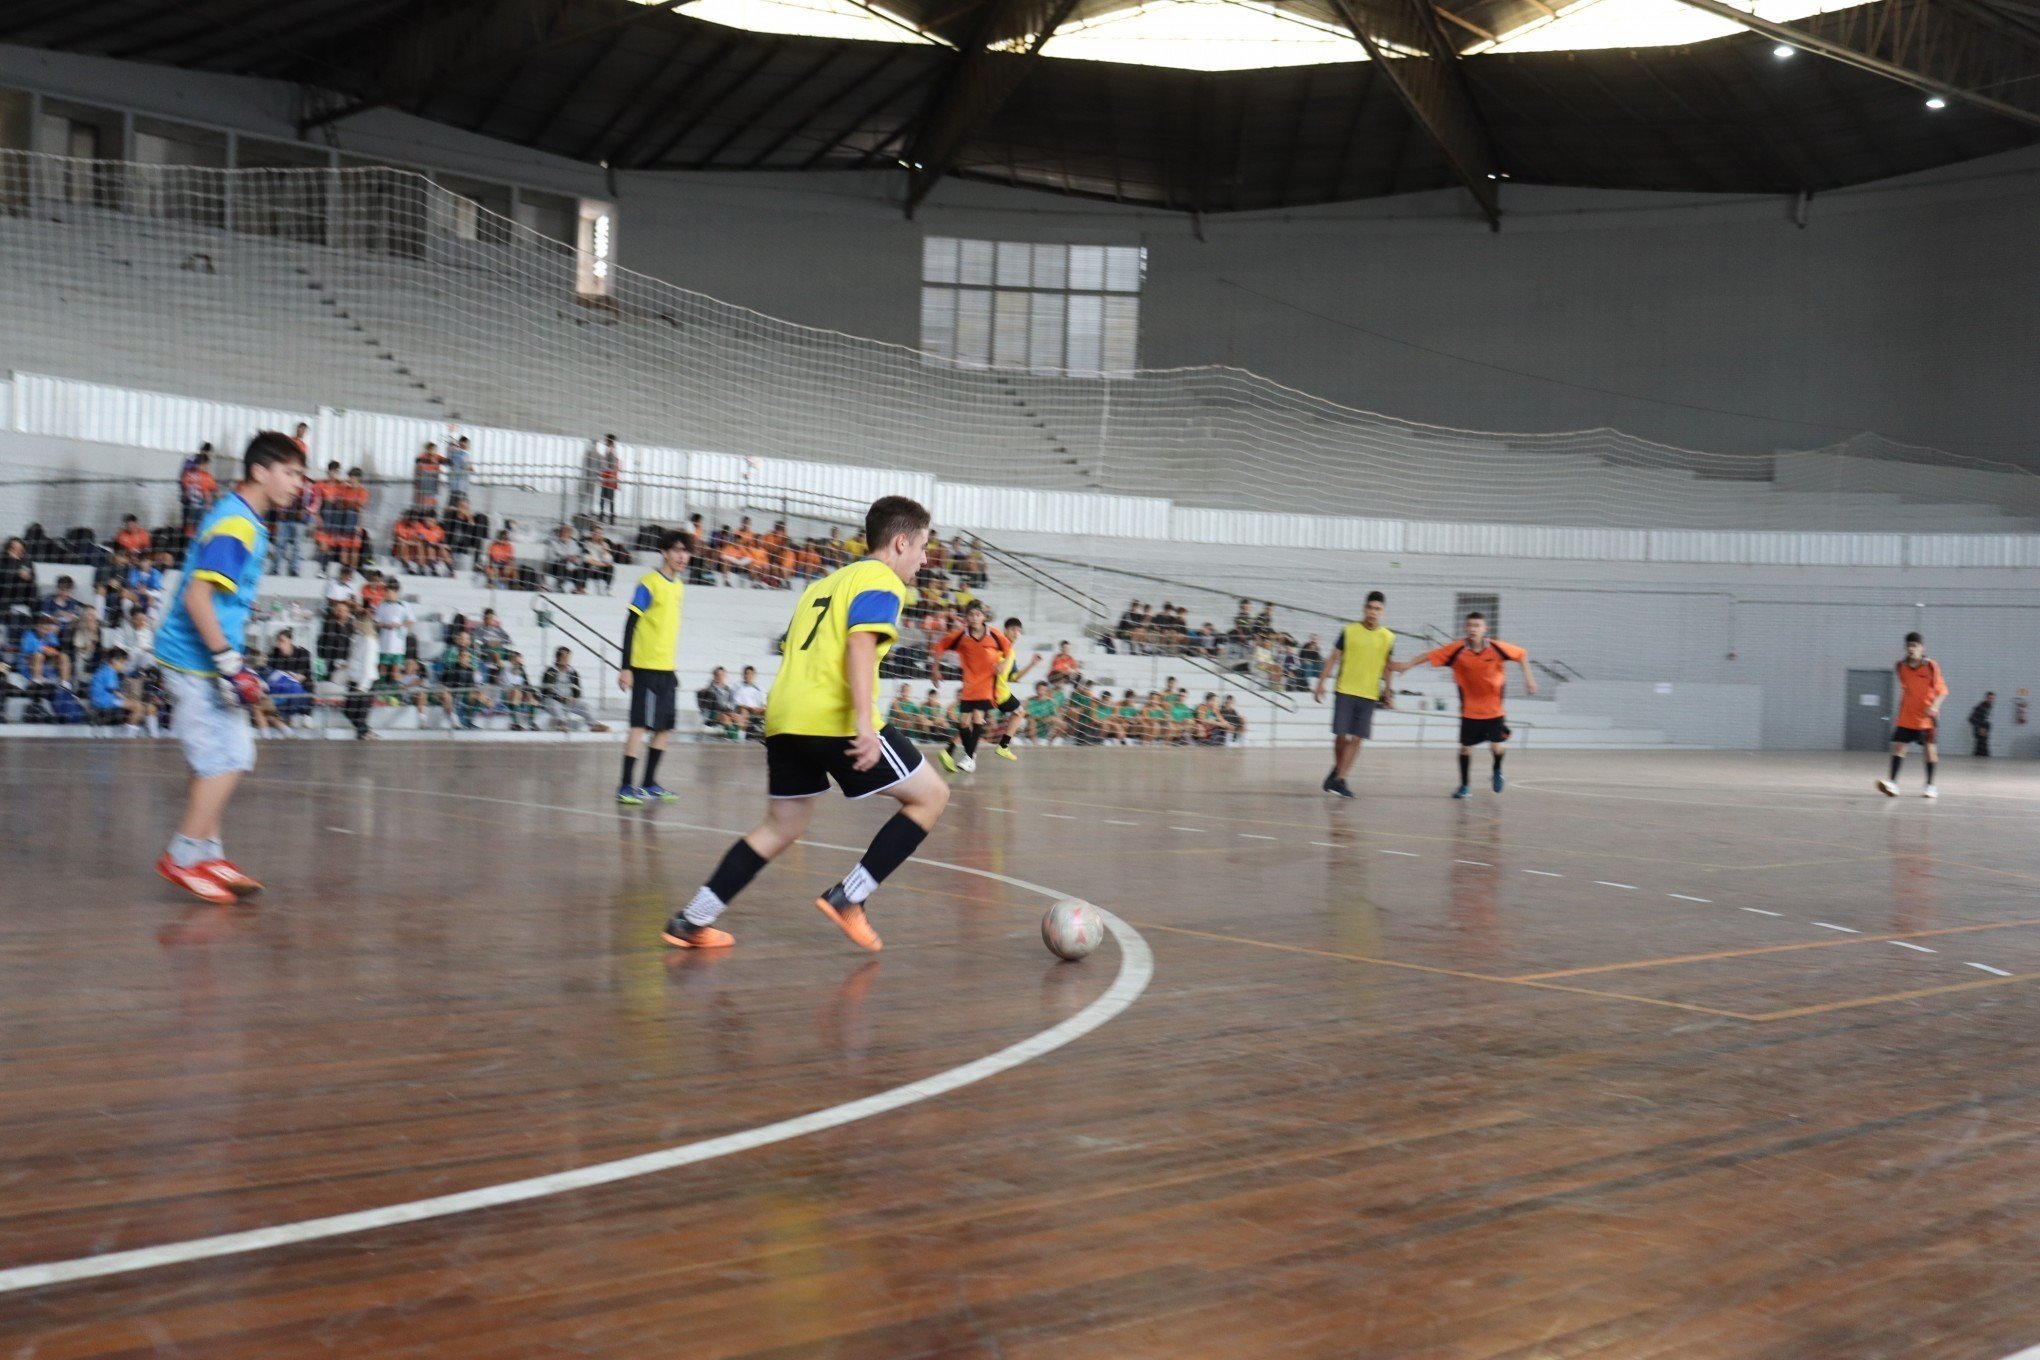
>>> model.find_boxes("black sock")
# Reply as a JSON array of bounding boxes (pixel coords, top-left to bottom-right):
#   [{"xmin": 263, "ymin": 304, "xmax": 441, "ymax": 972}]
[
  {"xmin": 999, "ymin": 728, "xmax": 1012, "ymax": 749},
  {"xmin": 705, "ymin": 838, "xmax": 769, "ymax": 905},
  {"xmin": 946, "ymin": 729, "xmax": 959, "ymax": 754},
  {"xmin": 844, "ymin": 813, "xmax": 930, "ymax": 902},
  {"xmin": 1458, "ymin": 753, "xmax": 1471, "ymax": 785},
  {"xmin": 1926, "ymin": 760, "xmax": 1937, "ymax": 784},
  {"xmin": 1493, "ymin": 750, "xmax": 1505, "ymax": 772},
  {"xmin": 962, "ymin": 725, "xmax": 981, "ymax": 758},
  {"xmin": 644, "ymin": 747, "xmax": 664, "ymax": 786},
  {"xmin": 1890, "ymin": 755, "xmax": 1903, "ymax": 780},
  {"xmin": 622, "ymin": 754, "xmax": 636, "ymax": 787}
]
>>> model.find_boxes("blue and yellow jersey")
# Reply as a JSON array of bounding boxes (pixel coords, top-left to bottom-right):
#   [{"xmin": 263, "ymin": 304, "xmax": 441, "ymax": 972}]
[
  {"xmin": 765, "ymin": 558, "xmax": 912, "ymax": 738},
  {"xmin": 155, "ymin": 492, "xmax": 270, "ymax": 675},
  {"xmin": 992, "ymin": 644, "xmax": 1020, "ymax": 704},
  {"xmin": 625, "ymin": 568, "xmax": 685, "ymax": 671},
  {"xmin": 1334, "ymin": 621, "xmax": 1396, "ymax": 700}
]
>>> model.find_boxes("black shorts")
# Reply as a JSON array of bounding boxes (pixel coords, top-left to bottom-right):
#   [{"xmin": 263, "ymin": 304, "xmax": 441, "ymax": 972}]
[
  {"xmin": 1459, "ymin": 716, "xmax": 1512, "ymax": 747},
  {"xmin": 997, "ymin": 694, "xmax": 1022, "ymax": 716},
  {"xmin": 768, "ymin": 725, "xmax": 925, "ymax": 800},
  {"xmin": 958, "ymin": 698, "xmax": 996, "ymax": 715},
  {"xmin": 627, "ymin": 669, "xmax": 677, "ymax": 731},
  {"xmin": 1891, "ymin": 724, "xmax": 1935, "ymax": 746},
  {"xmin": 1332, "ymin": 693, "xmax": 1376, "ymax": 738}
]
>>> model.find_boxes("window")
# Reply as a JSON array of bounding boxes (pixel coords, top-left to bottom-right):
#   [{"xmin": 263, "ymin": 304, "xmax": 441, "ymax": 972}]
[{"xmin": 921, "ymin": 237, "xmax": 1144, "ymax": 376}]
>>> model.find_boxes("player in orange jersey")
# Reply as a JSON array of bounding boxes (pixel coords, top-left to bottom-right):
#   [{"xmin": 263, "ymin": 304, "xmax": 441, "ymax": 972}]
[
  {"xmin": 931, "ymin": 602, "xmax": 1009, "ymax": 773},
  {"xmin": 1389, "ymin": 610, "xmax": 1536, "ymax": 798},
  {"xmin": 1879, "ymin": 631, "xmax": 1948, "ymax": 799}
]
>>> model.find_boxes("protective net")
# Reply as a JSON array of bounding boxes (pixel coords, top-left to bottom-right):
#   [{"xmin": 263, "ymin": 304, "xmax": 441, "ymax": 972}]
[{"xmin": 1, "ymin": 150, "xmax": 2035, "ymax": 534}]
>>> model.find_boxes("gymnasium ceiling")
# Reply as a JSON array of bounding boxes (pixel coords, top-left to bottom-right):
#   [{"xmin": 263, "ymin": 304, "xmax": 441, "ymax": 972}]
[{"xmin": 3, "ymin": 0, "xmax": 2038, "ymax": 218}]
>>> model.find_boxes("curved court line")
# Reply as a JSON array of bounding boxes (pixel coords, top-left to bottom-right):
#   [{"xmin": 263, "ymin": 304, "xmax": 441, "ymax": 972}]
[{"xmin": 0, "ymin": 787, "xmax": 1154, "ymax": 1295}]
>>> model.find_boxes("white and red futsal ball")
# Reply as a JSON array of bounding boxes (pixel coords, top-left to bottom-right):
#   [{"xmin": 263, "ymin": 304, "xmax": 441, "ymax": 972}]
[{"xmin": 1042, "ymin": 899, "xmax": 1105, "ymax": 960}]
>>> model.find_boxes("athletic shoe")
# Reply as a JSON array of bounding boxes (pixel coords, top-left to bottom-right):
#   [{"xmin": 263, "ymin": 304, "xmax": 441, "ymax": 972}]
[
  {"xmin": 199, "ymin": 860, "xmax": 263, "ymax": 896},
  {"xmin": 938, "ymin": 749, "xmax": 958, "ymax": 773},
  {"xmin": 1452, "ymin": 785, "xmax": 1471, "ymax": 799},
  {"xmin": 995, "ymin": 745, "xmax": 1017, "ymax": 761},
  {"xmin": 1876, "ymin": 779, "xmax": 1899, "ymax": 797},
  {"xmin": 1330, "ymin": 778, "xmax": 1354, "ymax": 800},
  {"xmin": 1923, "ymin": 784, "xmax": 1939, "ymax": 799},
  {"xmin": 642, "ymin": 783, "xmax": 678, "ymax": 802},
  {"xmin": 156, "ymin": 853, "xmax": 235, "ymax": 905},
  {"xmin": 660, "ymin": 916, "xmax": 735, "ymax": 949},
  {"xmin": 1492, "ymin": 770, "xmax": 1506, "ymax": 793},
  {"xmin": 617, "ymin": 784, "xmax": 645, "ymax": 805},
  {"xmin": 1322, "ymin": 771, "xmax": 1338, "ymax": 794},
  {"xmin": 816, "ymin": 883, "xmax": 883, "ymax": 951},
  {"xmin": 959, "ymin": 754, "xmax": 977, "ymax": 773}
]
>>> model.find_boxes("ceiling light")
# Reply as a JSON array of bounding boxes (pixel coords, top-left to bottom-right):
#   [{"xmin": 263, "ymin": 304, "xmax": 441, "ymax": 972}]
[
  {"xmin": 1925, "ymin": 95, "xmax": 1948, "ymax": 109},
  {"xmin": 1772, "ymin": 43, "xmax": 1793, "ymax": 57}
]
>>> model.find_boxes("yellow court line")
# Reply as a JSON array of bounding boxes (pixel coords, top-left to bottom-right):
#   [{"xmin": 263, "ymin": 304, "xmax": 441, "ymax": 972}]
[
  {"xmin": 1510, "ymin": 916, "xmax": 2040, "ymax": 981},
  {"xmin": 1750, "ymin": 971, "xmax": 2040, "ymax": 1021},
  {"xmin": 1137, "ymin": 921, "xmax": 1756, "ymax": 1020}
]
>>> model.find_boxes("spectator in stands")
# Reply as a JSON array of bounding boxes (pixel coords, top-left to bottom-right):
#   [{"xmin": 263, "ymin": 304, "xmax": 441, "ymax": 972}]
[
  {"xmin": 39, "ymin": 575, "xmax": 83, "ymax": 640},
  {"xmin": 66, "ymin": 605, "xmax": 101, "ymax": 677},
  {"xmin": 265, "ymin": 631, "xmax": 314, "ymax": 724},
  {"xmin": 114, "ymin": 515, "xmax": 151, "ymax": 559},
  {"xmin": 598, "ymin": 436, "xmax": 621, "ymax": 525},
  {"xmin": 178, "ymin": 446, "xmax": 216, "ymax": 539},
  {"xmin": 324, "ymin": 565, "xmax": 360, "ymax": 610},
  {"xmin": 268, "ymin": 463, "xmax": 316, "ymax": 577},
  {"xmin": 1111, "ymin": 601, "xmax": 1142, "ymax": 655},
  {"xmin": 1048, "ymin": 641, "xmax": 1080, "ymax": 685},
  {"xmin": 442, "ymin": 496, "xmax": 486, "ymax": 577},
  {"xmin": 23, "ymin": 614, "xmax": 71, "ymax": 685},
  {"xmin": 413, "ymin": 441, "xmax": 447, "ymax": 511},
  {"xmin": 1194, "ymin": 693, "xmax": 1224, "ymax": 744},
  {"xmin": 706, "ymin": 524, "xmax": 733, "ymax": 585},
  {"xmin": 484, "ymin": 528, "xmax": 518, "ymax": 588},
  {"xmin": 696, "ymin": 665, "xmax": 739, "ymax": 738},
  {"xmin": 2, "ymin": 537, "xmax": 37, "ymax": 630},
  {"xmin": 1220, "ymin": 696, "xmax": 1245, "ymax": 742},
  {"xmin": 544, "ymin": 525, "xmax": 586, "ymax": 593},
  {"xmin": 436, "ymin": 642, "xmax": 483, "ymax": 729},
  {"xmin": 87, "ymin": 647, "xmax": 154, "ymax": 734},
  {"xmin": 447, "ymin": 435, "xmax": 473, "ymax": 504},
  {"xmin": 1025, "ymin": 681, "xmax": 1064, "ymax": 744},
  {"xmin": 889, "ymin": 683, "xmax": 922, "ymax": 738},
  {"xmin": 759, "ymin": 520, "xmax": 791, "ymax": 588},
  {"xmin": 359, "ymin": 569, "xmax": 388, "ymax": 613},
  {"xmin": 374, "ymin": 582, "xmax": 415, "ymax": 672},
  {"xmin": 1103, "ymin": 689, "xmax": 1139, "ymax": 744},
  {"xmin": 476, "ymin": 608, "xmax": 513, "ymax": 662},
  {"xmin": 541, "ymin": 647, "xmax": 607, "ymax": 732},
  {"xmin": 583, "ymin": 527, "xmax": 616, "ymax": 594},
  {"xmin": 318, "ymin": 600, "xmax": 356, "ymax": 676},
  {"xmin": 732, "ymin": 664, "xmax": 766, "ymax": 738},
  {"xmin": 497, "ymin": 651, "xmax": 539, "ymax": 731},
  {"xmin": 107, "ymin": 602, "xmax": 154, "ymax": 660},
  {"xmin": 395, "ymin": 658, "xmax": 453, "ymax": 726}
]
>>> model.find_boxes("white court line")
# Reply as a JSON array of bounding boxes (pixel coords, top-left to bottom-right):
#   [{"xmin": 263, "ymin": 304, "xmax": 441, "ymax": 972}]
[
  {"xmin": 1522, "ymin": 869, "xmax": 1563, "ymax": 878},
  {"xmin": 1742, "ymin": 908, "xmax": 1783, "ymax": 916},
  {"xmin": 1310, "ymin": 841, "xmax": 1338, "ymax": 848},
  {"xmin": 1668, "ymin": 894, "xmax": 1711, "ymax": 903},
  {"xmin": 1381, "ymin": 850, "xmax": 1420, "ymax": 858},
  {"xmin": 1996, "ymin": 1346, "xmax": 2040, "ymax": 1360},
  {"xmin": 984, "ymin": 806, "xmax": 1012, "ymax": 814},
  {"xmin": 1239, "ymin": 833, "xmax": 1278, "ymax": 841},
  {"xmin": 0, "ymin": 786, "xmax": 1155, "ymax": 1297},
  {"xmin": 1103, "ymin": 820, "xmax": 1140, "ymax": 827},
  {"xmin": 1454, "ymin": 860, "xmax": 1491, "ymax": 867},
  {"xmin": 1814, "ymin": 923, "xmax": 1861, "ymax": 934},
  {"xmin": 1594, "ymin": 881, "xmax": 1639, "ymax": 891},
  {"xmin": 1169, "ymin": 826, "xmax": 1208, "ymax": 834},
  {"xmin": 1042, "ymin": 813, "xmax": 1078, "ymax": 820},
  {"xmin": 1968, "ymin": 962, "xmax": 2014, "ymax": 977},
  {"xmin": 1889, "ymin": 941, "xmax": 1937, "ymax": 954},
  {"xmin": 326, "ymin": 826, "xmax": 357, "ymax": 835}
]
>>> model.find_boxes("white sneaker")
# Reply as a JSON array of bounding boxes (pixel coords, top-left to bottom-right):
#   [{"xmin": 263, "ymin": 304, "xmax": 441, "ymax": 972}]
[
  {"xmin": 959, "ymin": 754, "xmax": 977, "ymax": 772},
  {"xmin": 1923, "ymin": 784, "xmax": 1939, "ymax": 799},
  {"xmin": 1876, "ymin": 778, "xmax": 1899, "ymax": 797}
]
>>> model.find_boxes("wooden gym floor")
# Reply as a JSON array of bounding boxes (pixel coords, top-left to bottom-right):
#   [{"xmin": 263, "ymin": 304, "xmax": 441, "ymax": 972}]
[{"xmin": 4, "ymin": 739, "xmax": 2040, "ymax": 1359}]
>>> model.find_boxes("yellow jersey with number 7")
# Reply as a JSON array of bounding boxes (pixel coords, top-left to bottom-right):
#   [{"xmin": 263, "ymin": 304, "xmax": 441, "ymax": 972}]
[{"xmin": 766, "ymin": 559, "xmax": 913, "ymax": 738}]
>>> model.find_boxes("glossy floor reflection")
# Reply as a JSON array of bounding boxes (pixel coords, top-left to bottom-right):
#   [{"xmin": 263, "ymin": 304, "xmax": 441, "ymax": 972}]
[{"xmin": 4, "ymin": 740, "xmax": 2040, "ymax": 1358}]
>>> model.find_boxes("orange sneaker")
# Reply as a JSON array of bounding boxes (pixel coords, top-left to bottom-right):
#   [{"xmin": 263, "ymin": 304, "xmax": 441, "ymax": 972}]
[
  {"xmin": 661, "ymin": 917, "xmax": 735, "ymax": 948},
  {"xmin": 816, "ymin": 884, "xmax": 883, "ymax": 952},
  {"xmin": 199, "ymin": 860, "xmax": 263, "ymax": 896},
  {"xmin": 156, "ymin": 853, "xmax": 235, "ymax": 905}
]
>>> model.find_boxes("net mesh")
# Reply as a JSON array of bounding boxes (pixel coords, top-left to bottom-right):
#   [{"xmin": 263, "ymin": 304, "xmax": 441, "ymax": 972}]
[{"xmin": 1, "ymin": 150, "xmax": 2035, "ymax": 533}]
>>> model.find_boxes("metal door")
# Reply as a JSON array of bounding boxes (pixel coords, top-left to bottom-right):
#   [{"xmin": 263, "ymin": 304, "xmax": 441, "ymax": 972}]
[{"xmin": 1845, "ymin": 668, "xmax": 1893, "ymax": 750}]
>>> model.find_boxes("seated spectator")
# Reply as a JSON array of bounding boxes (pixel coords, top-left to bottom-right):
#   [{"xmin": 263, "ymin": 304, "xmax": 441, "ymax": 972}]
[
  {"xmin": 730, "ymin": 664, "xmax": 767, "ymax": 737},
  {"xmin": 397, "ymin": 658, "xmax": 455, "ymax": 725},
  {"xmin": 435, "ymin": 643, "xmax": 483, "ymax": 728},
  {"xmin": 107, "ymin": 603, "xmax": 154, "ymax": 660},
  {"xmin": 544, "ymin": 525, "xmax": 586, "ymax": 593},
  {"xmin": 371, "ymin": 663, "xmax": 405, "ymax": 705},
  {"xmin": 19, "ymin": 614, "xmax": 69, "ymax": 685},
  {"xmin": 959, "ymin": 538, "xmax": 988, "ymax": 587},
  {"xmin": 1025, "ymin": 681, "xmax": 1064, "ymax": 744},
  {"xmin": 1103, "ymin": 689, "xmax": 1141, "ymax": 744},
  {"xmin": 1048, "ymin": 641, "xmax": 1081, "ymax": 684},
  {"xmin": 359, "ymin": 569, "xmax": 389, "ymax": 613},
  {"xmin": 1220, "ymin": 696, "xmax": 1246, "ymax": 742},
  {"xmin": 1066, "ymin": 680, "xmax": 1105, "ymax": 745},
  {"xmin": 696, "ymin": 666, "xmax": 740, "ymax": 738},
  {"xmin": 484, "ymin": 529, "xmax": 518, "ymax": 588},
  {"xmin": 583, "ymin": 528, "xmax": 617, "ymax": 594},
  {"xmin": 114, "ymin": 515, "xmax": 151, "ymax": 558},
  {"xmin": 2, "ymin": 537, "xmax": 38, "ymax": 629},
  {"xmin": 889, "ymin": 683, "xmax": 922, "ymax": 737},
  {"xmin": 794, "ymin": 538, "xmax": 823, "ymax": 582},
  {"xmin": 442, "ymin": 496, "xmax": 487, "ymax": 575},
  {"xmin": 474, "ymin": 608, "xmax": 513, "ymax": 663},
  {"xmin": 87, "ymin": 647, "xmax": 154, "ymax": 734},
  {"xmin": 416, "ymin": 511, "xmax": 452, "ymax": 577},
  {"xmin": 266, "ymin": 629, "xmax": 314, "ymax": 722},
  {"xmin": 540, "ymin": 647, "xmax": 607, "ymax": 732},
  {"xmin": 39, "ymin": 576, "xmax": 84, "ymax": 640},
  {"xmin": 497, "ymin": 651, "xmax": 539, "ymax": 731},
  {"xmin": 1195, "ymin": 693, "xmax": 1225, "ymax": 744},
  {"xmin": 391, "ymin": 510, "xmax": 423, "ymax": 574},
  {"xmin": 317, "ymin": 600, "xmax": 357, "ymax": 678}
]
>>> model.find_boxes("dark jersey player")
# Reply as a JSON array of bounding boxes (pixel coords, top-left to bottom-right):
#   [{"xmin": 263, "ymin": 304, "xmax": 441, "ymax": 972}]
[
  {"xmin": 1389, "ymin": 611, "xmax": 1536, "ymax": 797},
  {"xmin": 662, "ymin": 497, "xmax": 950, "ymax": 952},
  {"xmin": 1879, "ymin": 631, "xmax": 1947, "ymax": 799}
]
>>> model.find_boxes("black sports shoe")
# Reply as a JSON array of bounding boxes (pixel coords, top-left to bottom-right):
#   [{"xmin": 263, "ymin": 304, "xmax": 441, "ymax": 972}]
[
  {"xmin": 1322, "ymin": 771, "xmax": 1339, "ymax": 794},
  {"xmin": 660, "ymin": 915, "xmax": 735, "ymax": 949},
  {"xmin": 1331, "ymin": 779, "xmax": 1355, "ymax": 799}
]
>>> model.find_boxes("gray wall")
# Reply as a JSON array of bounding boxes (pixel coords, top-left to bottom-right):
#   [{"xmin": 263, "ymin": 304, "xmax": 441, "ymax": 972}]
[{"xmin": 4, "ymin": 45, "xmax": 2039, "ymax": 462}]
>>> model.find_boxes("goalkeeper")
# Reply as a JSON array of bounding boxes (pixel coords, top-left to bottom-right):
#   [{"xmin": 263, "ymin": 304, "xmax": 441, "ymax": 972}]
[{"xmin": 152, "ymin": 431, "xmax": 310, "ymax": 905}]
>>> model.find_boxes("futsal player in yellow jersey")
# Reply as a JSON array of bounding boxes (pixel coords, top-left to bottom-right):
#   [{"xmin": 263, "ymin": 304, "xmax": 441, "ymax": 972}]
[
  {"xmin": 1312, "ymin": 589, "xmax": 1394, "ymax": 799},
  {"xmin": 664, "ymin": 497, "xmax": 950, "ymax": 952},
  {"xmin": 992, "ymin": 616, "xmax": 1040, "ymax": 760},
  {"xmin": 616, "ymin": 531, "xmax": 690, "ymax": 805}
]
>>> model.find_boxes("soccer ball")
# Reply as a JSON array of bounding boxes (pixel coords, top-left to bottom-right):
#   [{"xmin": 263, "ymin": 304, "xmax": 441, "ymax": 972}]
[{"xmin": 1042, "ymin": 899, "xmax": 1105, "ymax": 961}]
